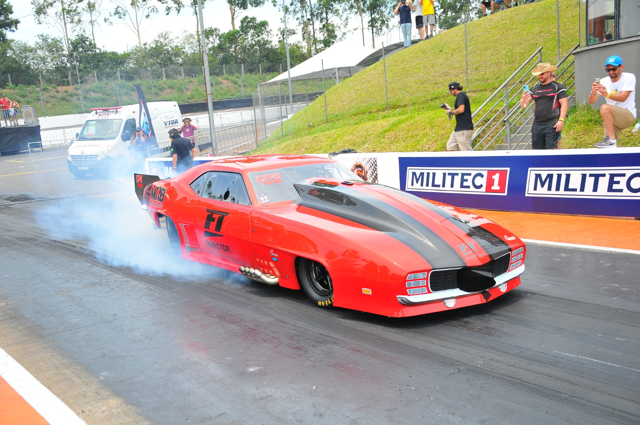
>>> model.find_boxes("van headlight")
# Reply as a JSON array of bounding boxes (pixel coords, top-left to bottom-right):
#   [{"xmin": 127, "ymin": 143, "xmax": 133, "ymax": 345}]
[{"xmin": 97, "ymin": 146, "xmax": 110, "ymax": 160}]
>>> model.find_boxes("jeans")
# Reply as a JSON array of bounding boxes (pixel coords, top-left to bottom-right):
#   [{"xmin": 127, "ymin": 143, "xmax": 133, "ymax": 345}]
[{"xmin": 401, "ymin": 23, "xmax": 412, "ymax": 47}]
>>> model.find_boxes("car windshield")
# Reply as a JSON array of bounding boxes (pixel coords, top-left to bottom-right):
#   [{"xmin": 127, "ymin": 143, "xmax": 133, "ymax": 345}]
[
  {"xmin": 248, "ymin": 162, "xmax": 359, "ymax": 204},
  {"xmin": 78, "ymin": 119, "xmax": 123, "ymax": 140}
]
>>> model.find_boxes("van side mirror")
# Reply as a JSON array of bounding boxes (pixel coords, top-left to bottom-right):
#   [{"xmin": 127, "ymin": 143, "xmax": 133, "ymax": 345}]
[
  {"xmin": 75, "ymin": 132, "xmax": 79, "ymax": 138},
  {"xmin": 121, "ymin": 130, "xmax": 132, "ymax": 141}
]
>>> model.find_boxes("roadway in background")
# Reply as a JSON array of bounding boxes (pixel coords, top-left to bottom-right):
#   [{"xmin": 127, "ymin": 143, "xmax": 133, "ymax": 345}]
[{"xmin": 0, "ymin": 149, "xmax": 639, "ymax": 424}]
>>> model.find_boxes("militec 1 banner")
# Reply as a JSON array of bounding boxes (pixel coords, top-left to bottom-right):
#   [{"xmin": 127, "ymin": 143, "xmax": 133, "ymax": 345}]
[
  {"xmin": 398, "ymin": 149, "xmax": 640, "ymax": 218},
  {"xmin": 135, "ymin": 84, "xmax": 156, "ymax": 141}
]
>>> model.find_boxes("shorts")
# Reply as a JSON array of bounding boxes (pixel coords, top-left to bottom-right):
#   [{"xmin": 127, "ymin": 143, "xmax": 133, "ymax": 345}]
[
  {"xmin": 494, "ymin": 0, "xmax": 504, "ymax": 3},
  {"xmin": 415, "ymin": 15, "xmax": 424, "ymax": 29},
  {"xmin": 424, "ymin": 14, "xmax": 435, "ymax": 25},
  {"xmin": 2, "ymin": 110, "xmax": 9, "ymax": 119},
  {"xmin": 447, "ymin": 130, "xmax": 474, "ymax": 151},
  {"xmin": 481, "ymin": 1, "xmax": 492, "ymax": 7},
  {"xmin": 602, "ymin": 105, "xmax": 635, "ymax": 140}
]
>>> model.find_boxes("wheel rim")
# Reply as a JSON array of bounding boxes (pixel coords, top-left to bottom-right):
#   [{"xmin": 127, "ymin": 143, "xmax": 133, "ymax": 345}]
[{"xmin": 306, "ymin": 261, "xmax": 332, "ymax": 296}]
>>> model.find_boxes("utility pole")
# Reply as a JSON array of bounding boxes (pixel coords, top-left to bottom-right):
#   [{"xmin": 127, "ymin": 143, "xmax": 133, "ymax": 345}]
[{"xmin": 196, "ymin": 0, "xmax": 217, "ymax": 155}]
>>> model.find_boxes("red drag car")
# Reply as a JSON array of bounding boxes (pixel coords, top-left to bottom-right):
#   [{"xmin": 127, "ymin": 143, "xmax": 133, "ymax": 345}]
[{"xmin": 135, "ymin": 155, "xmax": 526, "ymax": 317}]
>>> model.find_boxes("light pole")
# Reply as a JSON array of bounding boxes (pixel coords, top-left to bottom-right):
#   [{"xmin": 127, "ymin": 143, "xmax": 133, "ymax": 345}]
[
  {"xmin": 196, "ymin": 0, "xmax": 217, "ymax": 155},
  {"xmin": 283, "ymin": 0, "xmax": 294, "ymax": 116}
]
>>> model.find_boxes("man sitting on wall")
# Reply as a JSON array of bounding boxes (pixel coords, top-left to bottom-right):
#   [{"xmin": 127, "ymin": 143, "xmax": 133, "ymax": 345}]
[{"xmin": 590, "ymin": 55, "xmax": 637, "ymax": 148}]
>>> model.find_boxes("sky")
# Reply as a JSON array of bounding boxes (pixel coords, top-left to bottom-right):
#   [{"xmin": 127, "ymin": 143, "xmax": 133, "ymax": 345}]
[{"xmin": 8, "ymin": 0, "xmax": 405, "ymax": 54}]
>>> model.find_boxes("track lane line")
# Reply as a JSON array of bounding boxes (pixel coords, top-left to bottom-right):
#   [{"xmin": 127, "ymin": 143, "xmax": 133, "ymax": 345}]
[
  {"xmin": 0, "ymin": 168, "xmax": 67, "ymax": 178},
  {"xmin": 0, "ymin": 348, "xmax": 85, "ymax": 424},
  {"xmin": 523, "ymin": 239, "xmax": 640, "ymax": 255}
]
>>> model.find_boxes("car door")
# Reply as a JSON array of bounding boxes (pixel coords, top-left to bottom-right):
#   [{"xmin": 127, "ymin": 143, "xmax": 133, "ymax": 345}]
[{"xmin": 193, "ymin": 171, "xmax": 253, "ymax": 270}]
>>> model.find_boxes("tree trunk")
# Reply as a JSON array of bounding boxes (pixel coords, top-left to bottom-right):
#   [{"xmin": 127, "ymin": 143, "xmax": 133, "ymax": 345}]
[
  {"xmin": 307, "ymin": 0, "xmax": 317, "ymax": 54},
  {"xmin": 229, "ymin": 2, "xmax": 240, "ymax": 62},
  {"xmin": 59, "ymin": 0, "xmax": 73, "ymax": 83},
  {"xmin": 357, "ymin": 0, "xmax": 365, "ymax": 46}
]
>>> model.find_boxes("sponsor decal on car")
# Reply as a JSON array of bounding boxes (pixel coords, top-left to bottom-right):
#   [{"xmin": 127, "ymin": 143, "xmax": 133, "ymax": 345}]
[
  {"xmin": 204, "ymin": 208, "xmax": 228, "ymax": 237},
  {"xmin": 406, "ymin": 167, "xmax": 509, "ymax": 195},
  {"xmin": 150, "ymin": 186, "xmax": 166, "ymax": 203},
  {"xmin": 206, "ymin": 240, "xmax": 230, "ymax": 252},
  {"xmin": 255, "ymin": 173, "xmax": 282, "ymax": 184},
  {"xmin": 525, "ymin": 167, "xmax": 640, "ymax": 199}
]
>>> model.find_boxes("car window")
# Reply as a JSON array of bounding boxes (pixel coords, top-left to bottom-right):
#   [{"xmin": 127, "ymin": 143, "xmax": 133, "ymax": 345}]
[
  {"xmin": 190, "ymin": 172, "xmax": 211, "ymax": 196},
  {"xmin": 192, "ymin": 171, "xmax": 251, "ymax": 206},
  {"xmin": 123, "ymin": 118, "xmax": 136, "ymax": 134}
]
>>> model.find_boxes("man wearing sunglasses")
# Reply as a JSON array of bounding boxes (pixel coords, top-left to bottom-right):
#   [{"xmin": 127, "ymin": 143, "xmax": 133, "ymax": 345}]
[{"xmin": 589, "ymin": 55, "xmax": 636, "ymax": 148}]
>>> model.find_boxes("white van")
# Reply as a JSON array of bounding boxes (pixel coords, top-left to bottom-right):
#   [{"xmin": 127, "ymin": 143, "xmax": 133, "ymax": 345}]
[{"xmin": 66, "ymin": 101, "xmax": 182, "ymax": 178}]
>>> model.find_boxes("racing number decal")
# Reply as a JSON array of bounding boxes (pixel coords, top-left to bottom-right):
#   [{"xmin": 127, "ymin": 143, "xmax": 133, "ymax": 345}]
[
  {"xmin": 204, "ymin": 209, "xmax": 229, "ymax": 237},
  {"xmin": 150, "ymin": 186, "xmax": 166, "ymax": 203}
]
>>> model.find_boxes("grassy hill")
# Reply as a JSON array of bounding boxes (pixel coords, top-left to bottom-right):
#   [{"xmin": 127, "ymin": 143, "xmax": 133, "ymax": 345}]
[{"xmin": 256, "ymin": 0, "xmax": 640, "ymax": 153}]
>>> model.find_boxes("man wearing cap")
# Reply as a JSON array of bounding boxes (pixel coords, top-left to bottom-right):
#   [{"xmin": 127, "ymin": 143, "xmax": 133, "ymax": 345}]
[
  {"xmin": 130, "ymin": 127, "xmax": 150, "ymax": 167},
  {"xmin": 589, "ymin": 55, "xmax": 636, "ymax": 148},
  {"xmin": 520, "ymin": 62, "xmax": 568, "ymax": 150},
  {"xmin": 394, "ymin": 0, "xmax": 415, "ymax": 48},
  {"xmin": 169, "ymin": 128, "xmax": 197, "ymax": 175},
  {"xmin": 443, "ymin": 82, "xmax": 474, "ymax": 151}
]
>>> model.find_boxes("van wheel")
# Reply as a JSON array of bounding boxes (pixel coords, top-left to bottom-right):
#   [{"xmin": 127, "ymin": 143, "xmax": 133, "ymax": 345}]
[
  {"xmin": 297, "ymin": 258, "xmax": 334, "ymax": 308},
  {"xmin": 166, "ymin": 217, "xmax": 181, "ymax": 256}
]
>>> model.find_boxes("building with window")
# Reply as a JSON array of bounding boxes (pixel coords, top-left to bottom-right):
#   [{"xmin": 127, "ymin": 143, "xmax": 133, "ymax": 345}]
[{"xmin": 575, "ymin": 0, "xmax": 639, "ymax": 105}]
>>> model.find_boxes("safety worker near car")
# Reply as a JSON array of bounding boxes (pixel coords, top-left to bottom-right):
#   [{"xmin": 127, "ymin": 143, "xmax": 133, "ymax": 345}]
[{"xmin": 169, "ymin": 128, "xmax": 197, "ymax": 175}]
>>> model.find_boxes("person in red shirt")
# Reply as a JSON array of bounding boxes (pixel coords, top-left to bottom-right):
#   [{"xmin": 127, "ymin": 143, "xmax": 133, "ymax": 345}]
[{"xmin": 0, "ymin": 94, "xmax": 11, "ymax": 127}]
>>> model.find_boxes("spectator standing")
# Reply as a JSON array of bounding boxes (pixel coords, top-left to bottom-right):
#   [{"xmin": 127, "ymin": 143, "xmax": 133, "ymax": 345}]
[
  {"xmin": 589, "ymin": 55, "xmax": 636, "ymax": 148},
  {"xmin": 131, "ymin": 127, "xmax": 150, "ymax": 166},
  {"xmin": 413, "ymin": 0, "xmax": 425, "ymax": 40},
  {"xmin": 492, "ymin": 0, "xmax": 510, "ymax": 12},
  {"xmin": 169, "ymin": 128, "xmax": 197, "ymax": 174},
  {"xmin": 9, "ymin": 100, "xmax": 19, "ymax": 126},
  {"xmin": 551, "ymin": 71, "xmax": 561, "ymax": 149},
  {"xmin": 443, "ymin": 82, "xmax": 474, "ymax": 151},
  {"xmin": 480, "ymin": 0, "xmax": 493, "ymax": 16},
  {"xmin": 180, "ymin": 117, "xmax": 199, "ymax": 148},
  {"xmin": 394, "ymin": 0, "xmax": 414, "ymax": 48},
  {"xmin": 423, "ymin": 0, "xmax": 435, "ymax": 39},
  {"xmin": 0, "ymin": 94, "xmax": 10, "ymax": 127},
  {"xmin": 520, "ymin": 63, "xmax": 568, "ymax": 150}
]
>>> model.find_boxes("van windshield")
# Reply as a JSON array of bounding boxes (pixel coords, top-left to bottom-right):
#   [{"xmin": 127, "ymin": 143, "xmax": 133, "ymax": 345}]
[{"xmin": 78, "ymin": 119, "xmax": 123, "ymax": 141}]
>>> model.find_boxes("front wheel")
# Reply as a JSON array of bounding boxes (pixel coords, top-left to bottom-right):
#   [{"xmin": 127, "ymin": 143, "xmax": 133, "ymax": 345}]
[{"xmin": 297, "ymin": 258, "xmax": 334, "ymax": 308}]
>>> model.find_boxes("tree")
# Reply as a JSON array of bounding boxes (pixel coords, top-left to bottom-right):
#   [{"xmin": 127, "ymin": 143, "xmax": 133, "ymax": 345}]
[
  {"xmin": 315, "ymin": 0, "xmax": 346, "ymax": 50},
  {"xmin": 0, "ymin": 0, "xmax": 19, "ymax": 43},
  {"xmin": 364, "ymin": 0, "xmax": 394, "ymax": 48},
  {"xmin": 32, "ymin": 0, "xmax": 82, "ymax": 82},
  {"xmin": 435, "ymin": 0, "xmax": 478, "ymax": 30},
  {"xmin": 80, "ymin": 0, "xmax": 106, "ymax": 48},
  {"xmin": 110, "ymin": 0, "xmax": 159, "ymax": 64}
]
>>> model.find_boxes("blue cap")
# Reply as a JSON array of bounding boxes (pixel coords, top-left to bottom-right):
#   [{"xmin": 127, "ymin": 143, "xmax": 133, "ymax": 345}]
[
  {"xmin": 136, "ymin": 127, "xmax": 143, "ymax": 131},
  {"xmin": 605, "ymin": 55, "xmax": 623, "ymax": 67}
]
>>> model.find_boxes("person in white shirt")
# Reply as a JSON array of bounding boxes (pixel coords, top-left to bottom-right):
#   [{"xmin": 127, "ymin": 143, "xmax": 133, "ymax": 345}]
[{"xmin": 589, "ymin": 55, "xmax": 637, "ymax": 148}]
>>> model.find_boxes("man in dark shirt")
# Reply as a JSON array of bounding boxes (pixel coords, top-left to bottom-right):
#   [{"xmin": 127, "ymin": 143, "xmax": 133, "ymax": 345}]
[
  {"xmin": 520, "ymin": 62, "xmax": 568, "ymax": 150},
  {"xmin": 394, "ymin": 0, "xmax": 414, "ymax": 48},
  {"xmin": 443, "ymin": 82, "xmax": 474, "ymax": 151},
  {"xmin": 169, "ymin": 128, "xmax": 197, "ymax": 174}
]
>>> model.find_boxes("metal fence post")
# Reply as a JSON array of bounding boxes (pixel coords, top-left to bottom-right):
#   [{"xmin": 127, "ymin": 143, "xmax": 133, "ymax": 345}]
[
  {"xmin": 241, "ymin": 64, "xmax": 245, "ymax": 98},
  {"xmin": 39, "ymin": 73, "xmax": 46, "ymax": 117},
  {"xmin": 223, "ymin": 64, "xmax": 226, "ymax": 76},
  {"xmin": 279, "ymin": 82, "xmax": 284, "ymax": 137},
  {"xmin": 382, "ymin": 43, "xmax": 389, "ymax": 110},
  {"xmin": 7, "ymin": 74, "xmax": 11, "ymax": 86},
  {"xmin": 504, "ymin": 85, "xmax": 511, "ymax": 150},
  {"xmin": 118, "ymin": 68, "xmax": 121, "ymax": 82},
  {"xmin": 465, "ymin": 22, "xmax": 470, "ymax": 92},
  {"xmin": 181, "ymin": 67, "xmax": 187, "ymax": 103},
  {"xmin": 212, "ymin": 74, "xmax": 217, "ymax": 100},
  {"xmin": 321, "ymin": 59, "xmax": 328, "ymax": 121},
  {"xmin": 116, "ymin": 83, "xmax": 121, "ymax": 106},
  {"xmin": 150, "ymin": 69, "xmax": 155, "ymax": 100},
  {"xmin": 163, "ymin": 68, "xmax": 166, "ymax": 80},
  {"xmin": 94, "ymin": 70, "xmax": 98, "ymax": 83}
]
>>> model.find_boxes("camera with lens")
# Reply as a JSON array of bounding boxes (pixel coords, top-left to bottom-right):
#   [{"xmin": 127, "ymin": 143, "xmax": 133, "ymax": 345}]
[{"xmin": 440, "ymin": 103, "xmax": 449, "ymax": 110}]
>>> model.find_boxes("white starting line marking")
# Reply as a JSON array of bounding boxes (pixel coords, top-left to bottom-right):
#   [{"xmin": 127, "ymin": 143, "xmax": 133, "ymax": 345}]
[
  {"xmin": 554, "ymin": 351, "xmax": 640, "ymax": 373},
  {"xmin": 0, "ymin": 348, "xmax": 86, "ymax": 424},
  {"xmin": 523, "ymin": 239, "xmax": 640, "ymax": 256}
]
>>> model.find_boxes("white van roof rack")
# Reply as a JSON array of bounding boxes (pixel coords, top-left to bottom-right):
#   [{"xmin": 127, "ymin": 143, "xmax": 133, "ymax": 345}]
[{"xmin": 91, "ymin": 107, "xmax": 122, "ymax": 113}]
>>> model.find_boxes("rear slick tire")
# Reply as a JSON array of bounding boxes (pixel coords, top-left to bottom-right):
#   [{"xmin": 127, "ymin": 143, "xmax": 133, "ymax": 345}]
[
  {"xmin": 166, "ymin": 217, "xmax": 181, "ymax": 257},
  {"xmin": 297, "ymin": 258, "xmax": 334, "ymax": 308}
]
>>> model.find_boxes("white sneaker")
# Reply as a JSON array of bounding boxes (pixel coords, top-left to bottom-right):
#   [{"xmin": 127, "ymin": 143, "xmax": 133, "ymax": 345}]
[{"xmin": 594, "ymin": 137, "xmax": 617, "ymax": 148}]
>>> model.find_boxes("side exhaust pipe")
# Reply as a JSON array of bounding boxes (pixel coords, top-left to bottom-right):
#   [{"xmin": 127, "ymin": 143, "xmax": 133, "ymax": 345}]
[{"xmin": 239, "ymin": 266, "xmax": 279, "ymax": 285}]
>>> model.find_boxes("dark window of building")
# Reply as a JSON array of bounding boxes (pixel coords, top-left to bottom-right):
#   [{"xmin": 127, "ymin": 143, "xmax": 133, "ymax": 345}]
[{"xmin": 587, "ymin": 0, "xmax": 640, "ymax": 45}]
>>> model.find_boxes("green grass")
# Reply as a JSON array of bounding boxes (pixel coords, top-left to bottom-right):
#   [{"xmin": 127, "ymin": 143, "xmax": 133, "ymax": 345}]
[{"xmin": 256, "ymin": 0, "xmax": 639, "ymax": 152}]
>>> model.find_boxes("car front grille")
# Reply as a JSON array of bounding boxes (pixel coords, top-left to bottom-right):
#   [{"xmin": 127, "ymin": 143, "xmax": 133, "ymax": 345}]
[
  {"xmin": 70, "ymin": 155, "xmax": 98, "ymax": 165},
  {"xmin": 429, "ymin": 252, "xmax": 512, "ymax": 292}
]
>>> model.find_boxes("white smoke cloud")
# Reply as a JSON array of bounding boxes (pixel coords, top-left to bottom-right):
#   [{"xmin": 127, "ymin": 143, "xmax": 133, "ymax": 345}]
[{"xmin": 36, "ymin": 192, "xmax": 248, "ymax": 284}]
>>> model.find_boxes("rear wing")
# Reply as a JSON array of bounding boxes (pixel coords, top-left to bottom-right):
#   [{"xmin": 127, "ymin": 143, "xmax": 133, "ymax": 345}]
[{"xmin": 134, "ymin": 173, "xmax": 161, "ymax": 206}]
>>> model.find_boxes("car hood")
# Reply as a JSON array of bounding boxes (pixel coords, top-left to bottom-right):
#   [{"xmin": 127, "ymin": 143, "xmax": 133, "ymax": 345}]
[{"xmin": 293, "ymin": 181, "xmax": 515, "ymax": 269}]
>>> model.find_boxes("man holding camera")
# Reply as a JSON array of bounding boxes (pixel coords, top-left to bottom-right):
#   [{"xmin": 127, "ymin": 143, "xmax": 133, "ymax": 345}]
[
  {"xmin": 520, "ymin": 62, "xmax": 567, "ymax": 150},
  {"xmin": 589, "ymin": 55, "xmax": 636, "ymax": 148},
  {"xmin": 443, "ymin": 82, "xmax": 474, "ymax": 151},
  {"xmin": 394, "ymin": 0, "xmax": 414, "ymax": 48}
]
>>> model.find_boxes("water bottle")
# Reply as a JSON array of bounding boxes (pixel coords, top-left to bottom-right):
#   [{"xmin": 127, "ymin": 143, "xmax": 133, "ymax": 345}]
[{"xmin": 633, "ymin": 121, "xmax": 640, "ymax": 133}]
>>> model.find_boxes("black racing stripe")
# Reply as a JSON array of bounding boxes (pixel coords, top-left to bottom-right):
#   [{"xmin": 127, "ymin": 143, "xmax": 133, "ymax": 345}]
[
  {"xmin": 294, "ymin": 183, "xmax": 466, "ymax": 269},
  {"xmin": 384, "ymin": 186, "xmax": 511, "ymax": 259}
]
